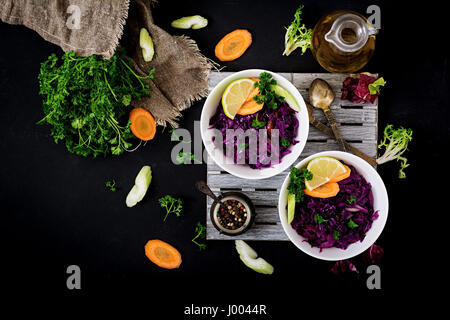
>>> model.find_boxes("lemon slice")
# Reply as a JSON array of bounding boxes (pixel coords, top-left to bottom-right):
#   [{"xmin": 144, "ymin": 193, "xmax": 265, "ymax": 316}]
[
  {"xmin": 271, "ymin": 84, "xmax": 300, "ymax": 111},
  {"xmin": 222, "ymin": 78, "xmax": 255, "ymax": 119},
  {"xmin": 305, "ymin": 156, "xmax": 347, "ymax": 191}
]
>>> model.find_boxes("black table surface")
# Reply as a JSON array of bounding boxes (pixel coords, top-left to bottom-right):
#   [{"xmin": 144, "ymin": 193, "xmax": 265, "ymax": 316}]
[{"xmin": 1, "ymin": 0, "xmax": 447, "ymax": 310}]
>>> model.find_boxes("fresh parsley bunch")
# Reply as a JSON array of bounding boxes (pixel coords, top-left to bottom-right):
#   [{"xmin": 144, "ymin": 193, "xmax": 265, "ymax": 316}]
[{"xmin": 38, "ymin": 50, "xmax": 154, "ymax": 157}]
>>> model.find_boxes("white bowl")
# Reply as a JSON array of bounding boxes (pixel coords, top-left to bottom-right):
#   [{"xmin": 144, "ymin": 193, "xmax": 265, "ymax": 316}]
[
  {"xmin": 200, "ymin": 69, "xmax": 309, "ymax": 180},
  {"xmin": 278, "ymin": 151, "xmax": 389, "ymax": 261}
]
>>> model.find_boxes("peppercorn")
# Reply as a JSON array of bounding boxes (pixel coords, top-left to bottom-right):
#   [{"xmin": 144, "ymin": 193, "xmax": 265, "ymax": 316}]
[{"xmin": 217, "ymin": 199, "xmax": 248, "ymax": 230}]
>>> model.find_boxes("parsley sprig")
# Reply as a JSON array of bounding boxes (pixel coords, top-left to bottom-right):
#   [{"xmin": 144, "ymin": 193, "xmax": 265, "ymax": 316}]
[
  {"xmin": 251, "ymin": 115, "xmax": 266, "ymax": 128},
  {"xmin": 314, "ymin": 214, "xmax": 328, "ymax": 224},
  {"xmin": 347, "ymin": 218, "xmax": 359, "ymax": 229},
  {"xmin": 105, "ymin": 179, "xmax": 117, "ymax": 192},
  {"xmin": 191, "ymin": 222, "xmax": 207, "ymax": 250},
  {"xmin": 347, "ymin": 195, "xmax": 357, "ymax": 204},
  {"xmin": 158, "ymin": 195, "xmax": 183, "ymax": 221},
  {"xmin": 253, "ymin": 72, "xmax": 284, "ymax": 109},
  {"xmin": 287, "ymin": 167, "xmax": 313, "ymax": 202}
]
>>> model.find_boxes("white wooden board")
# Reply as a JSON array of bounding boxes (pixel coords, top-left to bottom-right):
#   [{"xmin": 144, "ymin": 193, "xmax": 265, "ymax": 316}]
[{"xmin": 205, "ymin": 72, "xmax": 378, "ymax": 240}]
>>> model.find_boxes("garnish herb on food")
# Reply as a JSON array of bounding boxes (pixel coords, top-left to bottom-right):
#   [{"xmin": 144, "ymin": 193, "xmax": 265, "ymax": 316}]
[
  {"xmin": 126, "ymin": 166, "xmax": 152, "ymax": 207},
  {"xmin": 105, "ymin": 179, "xmax": 117, "ymax": 192},
  {"xmin": 235, "ymin": 240, "xmax": 274, "ymax": 275},
  {"xmin": 376, "ymin": 124, "xmax": 413, "ymax": 179},
  {"xmin": 237, "ymin": 142, "xmax": 249, "ymax": 150},
  {"xmin": 314, "ymin": 214, "xmax": 328, "ymax": 224},
  {"xmin": 280, "ymin": 137, "xmax": 291, "ymax": 147},
  {"xmin": 158, "ymin": 195, "xmax": 183, "ymax": 221},
  {"xmin": 251, "ymin": 116, "xmax": 266, "ymax": 128},
  {"xmin": 171, "ymin": 15, "xmax": 208, "ymax": 29},
  {"xmin": 253, "ymin": 72, "xmax": 284, "ymax": 110},
  {"xmin": 287, "ymin": 167, "xmax": 313, "ymax": 202},
  {"xmin": 347, "ymin": 218, "xmax": 359, "ymax": 229},
  {"xmin": 38, "ymin": 49, "xmax": 155, "ymax": 157},
  {"xmin": 191, "ymin": 222, "xmax": 207, "ymax": 250},
  {"xmin": 283, "ymin": 5, "xmax": 312, "ymax": 56},
  {"xmin": 333, "ymin": 230, "xmax": 341, "ymax": 241},
  {"xmin": 347, "ymin": 195, "xmax": 357, "ymax": 204}
]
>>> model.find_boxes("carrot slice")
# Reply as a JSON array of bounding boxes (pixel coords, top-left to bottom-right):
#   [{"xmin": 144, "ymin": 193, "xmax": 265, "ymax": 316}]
[
  {"xmin": 304, "ymin": 182, "xmax": 340, "ymax": 198},
  {"xmin": 129, "ymin": 107, "xmax": 156, "ymax": 141},
  {"xmin": 145, "ymin": 239, "xmax": 182, "ymax": 269},
  {"xmin": 236, "ymin": 77, "xmax": 264, "ymax": 115},
  {"xmin": 329, "ymin": 165, "xmax": 351, "ymax": 183},
  {"xmin": 215, "ymin": 29, "xmax": 252, "ymax": 61},
  {"xmin": 245, "ymin": 87, "xmax": 260, "ymax": 102},
  {"xmin": 237, "ymin": 99, "xmax": 264, "ymax": 115}
]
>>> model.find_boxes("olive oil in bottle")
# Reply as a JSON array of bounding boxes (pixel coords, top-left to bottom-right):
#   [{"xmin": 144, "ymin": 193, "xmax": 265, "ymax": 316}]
[{"xmin": 311, "ymin": 10, "xmax": 377, "ymax": 73}]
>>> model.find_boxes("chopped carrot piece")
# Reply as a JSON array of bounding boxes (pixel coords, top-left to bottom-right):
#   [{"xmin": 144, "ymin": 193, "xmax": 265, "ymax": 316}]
[
  {"xmin": 215, "ymin": 29, "xmax": 252, "ymax": 61},
  {"xmin": 237, "ymin": 78, "xmax": 263, "ymax": 115},
  {"xmin": 329, "ymin": 165, "xmax": 351, "ymax": 183},
  {"xmin": 237, "ymin": 99, "xmax": 264, "ymax": 115},
  {"xmin": 245, "ymin": 87, "xmax": 260, "ymax": 102},
  {"xmin": 304, "ymin": 182, "xmax": 340, "ymax": 198},
  {"xmin": 129, "ymin": 107, "xmax": 156, "ymax": 141},
  {"xmin": 144, "ymin": 239, "xmax": 182, "ymax": 269}
]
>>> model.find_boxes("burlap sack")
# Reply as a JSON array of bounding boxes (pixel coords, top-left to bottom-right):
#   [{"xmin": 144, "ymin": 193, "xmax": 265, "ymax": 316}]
[{"xmin": 0, "ymin": 0, "xmax": 213, "ymax": 127}]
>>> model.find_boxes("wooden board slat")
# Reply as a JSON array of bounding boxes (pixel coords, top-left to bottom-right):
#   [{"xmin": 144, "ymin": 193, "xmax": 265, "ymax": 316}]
[
  {"xmin": 205, "ymin": 72, "xmax": 378, "ymax": 240},
  {"xmin": 207, "ymin": 141, "xmax": 377, "ymax": 172}
]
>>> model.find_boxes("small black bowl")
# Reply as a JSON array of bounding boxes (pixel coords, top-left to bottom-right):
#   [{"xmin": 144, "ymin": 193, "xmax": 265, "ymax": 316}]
[{"xmin": 209, "ymin": 191, "xmax": 256, "ymax": 236}]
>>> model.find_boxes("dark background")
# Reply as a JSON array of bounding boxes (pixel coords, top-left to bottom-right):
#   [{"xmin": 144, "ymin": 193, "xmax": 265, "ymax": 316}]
[{"xmin": 1, "ymin": 0, "xmax": 447, "ymax": 312}]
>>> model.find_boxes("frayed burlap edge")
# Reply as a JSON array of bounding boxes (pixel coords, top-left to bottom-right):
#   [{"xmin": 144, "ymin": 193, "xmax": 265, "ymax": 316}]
[
  {"xmin": 173, "ymin": 35, "xmax": 221, "ymax": 112},
  {"xmin": 102, "ymin": 0, "xmax": 130, "ymax": 59}
]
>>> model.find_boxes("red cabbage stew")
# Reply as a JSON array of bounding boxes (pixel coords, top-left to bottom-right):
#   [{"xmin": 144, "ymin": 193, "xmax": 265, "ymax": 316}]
[
  {"xmin": 290, "ymin": 164, "xmax": 379, "ymax": 251},
  {"xmin": 209, "ymin": 101, "xmax": 298, "ymax": 169}
]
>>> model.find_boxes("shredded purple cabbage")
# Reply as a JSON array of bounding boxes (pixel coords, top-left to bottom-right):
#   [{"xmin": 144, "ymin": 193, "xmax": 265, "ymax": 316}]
[
  {"xmin": 290, "ymin": 164, "xmax": 379, "ymax": 251},
  {"xmin": 209, "ymin": 101, "xmax": 299, "ymax": 169},
  {"xmin": 331, "ymin": 244, "xmax": 384, "ymax": 274}
]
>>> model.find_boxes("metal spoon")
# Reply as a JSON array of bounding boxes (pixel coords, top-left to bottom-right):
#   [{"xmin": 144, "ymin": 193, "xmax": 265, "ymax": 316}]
[
  {"xmin": 309, "ymin": 78, "xmax": 347, "ymax": 151},
  {"xmin": 195, "ymin": 180, "xmax": 227, "ymax": 210},
  {"xmin": 305, "ymin": 101, "xmax": 377, "ymax": 166}
]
